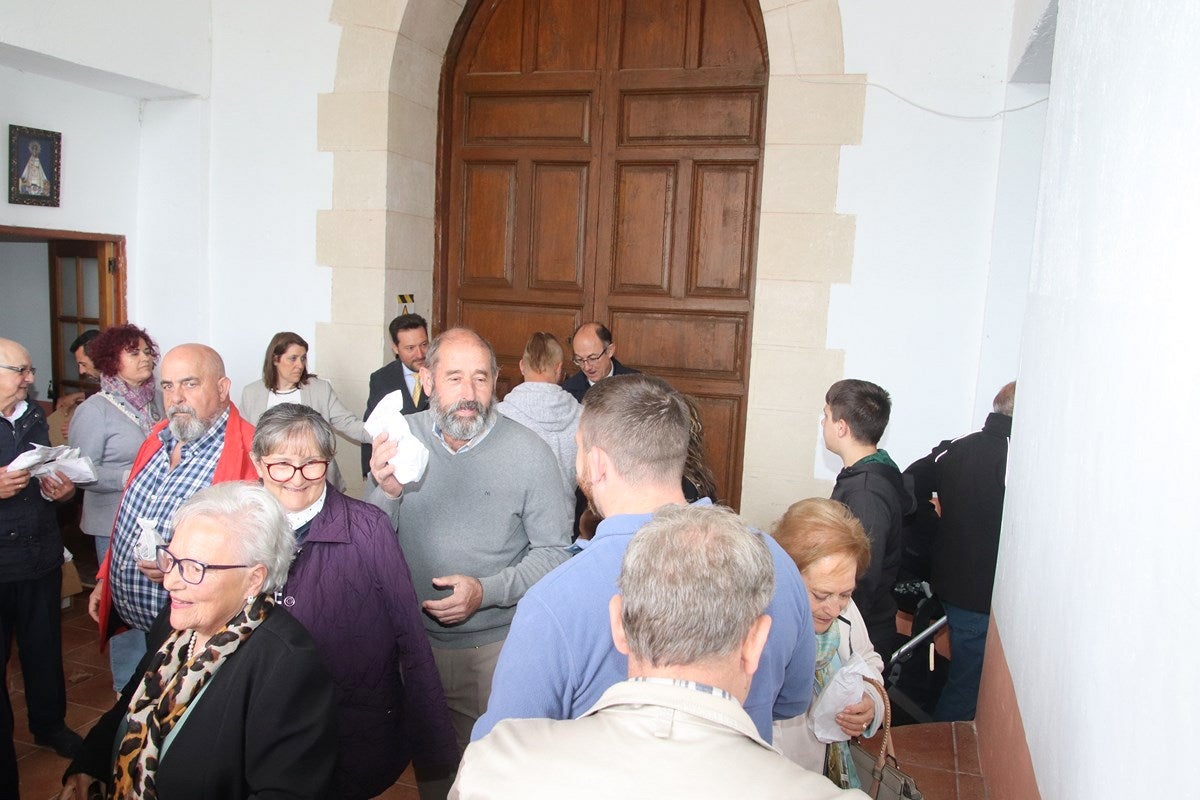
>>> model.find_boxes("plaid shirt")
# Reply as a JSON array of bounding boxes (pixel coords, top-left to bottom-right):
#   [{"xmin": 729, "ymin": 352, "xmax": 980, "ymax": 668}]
[{"xmin": 109, "ymin": 409, "xmax": 230, "ymax": 630}]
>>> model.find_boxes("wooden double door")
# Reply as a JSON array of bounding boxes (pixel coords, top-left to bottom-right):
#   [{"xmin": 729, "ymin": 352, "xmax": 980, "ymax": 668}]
[{"xmin": 439, "ymin": 0, "xmax": 768, "ymax": 507}]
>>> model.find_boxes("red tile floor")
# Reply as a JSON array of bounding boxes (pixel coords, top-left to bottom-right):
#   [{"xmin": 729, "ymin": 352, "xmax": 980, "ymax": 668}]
[
  {"xmin": 14, "ymin": 594, "xmax": 986, "ymax": 799},
  {"xmin": 858, "ymin": 719, "xmax": 989, "ymax": 799}
]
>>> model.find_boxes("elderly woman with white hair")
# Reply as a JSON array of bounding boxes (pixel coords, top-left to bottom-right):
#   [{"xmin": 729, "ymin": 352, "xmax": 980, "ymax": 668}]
[{"xmin": 59, "ymin": 482, "xmax": 337, "ymax": 800}]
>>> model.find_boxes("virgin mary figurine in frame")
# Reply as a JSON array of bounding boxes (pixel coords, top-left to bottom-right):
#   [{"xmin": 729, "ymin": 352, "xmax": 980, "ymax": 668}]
[{"xmin": 9, "ymin": 125, "xmax": 61, "ymax": 207}]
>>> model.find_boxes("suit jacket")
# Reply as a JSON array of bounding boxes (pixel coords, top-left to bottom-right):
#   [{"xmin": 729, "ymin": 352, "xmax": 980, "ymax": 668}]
[
  {"xmin": 67, "ymin": 604, "xmax": 337, "ymax": 800},
  {"xmin": 241, "ymin": 377, "xmax": 367, "ymax": 491},
  {"xmin": 361, "ymin": 359, "xmax": 429, "ymax": 476},
  {"xmin": 560, "ymin": 357, "xmax": 639, "ymax": 403},
  {"xmin": 452, "ymin": 681, "xmax": 868, "ymax": 800}
]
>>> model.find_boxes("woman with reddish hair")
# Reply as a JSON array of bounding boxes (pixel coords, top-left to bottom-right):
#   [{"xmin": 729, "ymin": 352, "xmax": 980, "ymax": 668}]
[
  {"xmin": 771, "ymin": 497, "xmax": 886, "ymax": 789},
  {"xmin": 69, "ymin": 323, "xmax": 162, "ymax": 689}
]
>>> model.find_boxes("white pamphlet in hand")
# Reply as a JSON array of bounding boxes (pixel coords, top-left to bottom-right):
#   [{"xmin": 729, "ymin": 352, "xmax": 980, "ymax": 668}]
[
  {"xmin": 133, "ymin": 517, "xmax": 165, "ymax": 563},
  {"xmin": 8, "ymin": 443, "xmax": 97, "ymax": 483},
  {"xmin": 364, "ymin": 391, "xmax": 430, "ymax": 484},
  {"xmin": 808, "ymin": 652, "xmax": 875, "ymax": 743}
]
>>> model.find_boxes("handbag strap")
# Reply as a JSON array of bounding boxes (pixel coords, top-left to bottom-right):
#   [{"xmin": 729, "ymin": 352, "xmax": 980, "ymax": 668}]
[{"xmin": 862, "ymin": 676, "xmax": 894, "ymax": 796}]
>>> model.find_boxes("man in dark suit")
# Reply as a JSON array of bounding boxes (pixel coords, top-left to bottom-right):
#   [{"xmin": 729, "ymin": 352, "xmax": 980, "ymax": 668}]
[
  {"xmin": 361, "ymin": 314, "xmax": 431, "ymax": 476},
  {"xmin": 561, "ymin": 322, "xmax": 639, "ymax": 403}
]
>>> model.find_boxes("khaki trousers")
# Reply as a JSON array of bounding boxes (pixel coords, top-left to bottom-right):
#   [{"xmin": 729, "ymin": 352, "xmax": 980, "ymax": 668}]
[{"xmin": 430, "ymin": 638, "xmax": 505, "ymax": 752}]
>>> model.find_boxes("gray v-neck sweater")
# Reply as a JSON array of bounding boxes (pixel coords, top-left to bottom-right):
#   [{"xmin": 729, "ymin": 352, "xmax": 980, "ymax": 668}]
[{"xmin": 368, "ymin": 411, "xmax": 573, "ymax": 647}]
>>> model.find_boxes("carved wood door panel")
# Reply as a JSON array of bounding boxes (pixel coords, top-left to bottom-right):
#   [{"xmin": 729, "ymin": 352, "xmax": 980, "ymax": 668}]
[{"xmin": 441, "ymin": 0, "xmax": 767, "ymax": 507}]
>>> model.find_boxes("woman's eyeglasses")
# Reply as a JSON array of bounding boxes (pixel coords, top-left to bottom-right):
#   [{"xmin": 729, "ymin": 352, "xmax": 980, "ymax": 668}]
[
  {"xmin": 263, "ymin": 460, "xmax": 329, "ymax": 482},
  {"xmin": 156, "ymin": 546, "xmax": 249, "ymax": 585}
]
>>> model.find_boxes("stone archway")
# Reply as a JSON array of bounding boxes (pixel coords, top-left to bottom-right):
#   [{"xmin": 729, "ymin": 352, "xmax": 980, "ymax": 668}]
[{"xmin": 316, "ymin": 0, "xmax": 863, "ymax": 526}]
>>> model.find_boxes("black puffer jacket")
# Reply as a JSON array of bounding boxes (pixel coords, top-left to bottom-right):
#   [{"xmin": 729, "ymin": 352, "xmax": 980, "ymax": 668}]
[
  {"xmin": 0, "ymin": 402, "xmax": 62, "ymax": 582},
  {"xmin": 832, "ymin": 455, "xmax": 917, "ymax": 633}
]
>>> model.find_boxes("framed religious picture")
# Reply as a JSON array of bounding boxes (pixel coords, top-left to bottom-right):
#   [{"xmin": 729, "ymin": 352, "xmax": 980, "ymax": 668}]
[{"xmin": 9, "ymin": 125, "xmax": 61, "ymax": 207}]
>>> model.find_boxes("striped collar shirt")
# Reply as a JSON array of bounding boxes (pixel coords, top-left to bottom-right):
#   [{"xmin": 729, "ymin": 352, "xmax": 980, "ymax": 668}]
[
  {"xmin": 630, "ymin": 677, "xmax": 734, "ymax": 702},
  {"xmin": 109, "ymin": 408, "xmax": 230, "ymax": 630}
]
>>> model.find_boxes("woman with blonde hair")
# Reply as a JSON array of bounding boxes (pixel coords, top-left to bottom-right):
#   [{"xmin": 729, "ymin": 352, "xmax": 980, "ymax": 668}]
[
  {"xmin": 771, "ymin": 497, "xmax": 885, "ymax": 789},
  {"xmin": 241, "ymin": 331, "xmax": 368, "ymax": 490}
]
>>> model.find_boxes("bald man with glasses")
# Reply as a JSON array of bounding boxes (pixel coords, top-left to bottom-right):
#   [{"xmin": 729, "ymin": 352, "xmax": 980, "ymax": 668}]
[{"xmin": 561, "ymin": 322, "xmax": 640, "ymax": 403}]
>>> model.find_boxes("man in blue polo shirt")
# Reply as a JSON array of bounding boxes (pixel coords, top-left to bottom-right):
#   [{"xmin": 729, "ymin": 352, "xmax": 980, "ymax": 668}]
[{"xmin": 474, "ymin": 373, "xmax": 816, "ymax": 743}]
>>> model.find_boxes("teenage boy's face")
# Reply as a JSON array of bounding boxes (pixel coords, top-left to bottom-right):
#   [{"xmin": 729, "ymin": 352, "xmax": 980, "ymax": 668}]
[{"xmin": 820, "ymin": 404, "xmax": 837, "ymax": 452}]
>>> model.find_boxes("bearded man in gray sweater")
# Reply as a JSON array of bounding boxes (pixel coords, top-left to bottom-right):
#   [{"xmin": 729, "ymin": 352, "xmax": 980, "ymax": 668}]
[{"xmin": 368, "ymin": 327, "xmax": 573, "ymax": 757}]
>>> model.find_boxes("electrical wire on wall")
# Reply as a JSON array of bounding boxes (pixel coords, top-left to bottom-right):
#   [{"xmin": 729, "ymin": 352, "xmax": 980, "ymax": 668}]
[{"xmin": 796, "ymin": 77, "xmax": 1049, "ymax": 121}]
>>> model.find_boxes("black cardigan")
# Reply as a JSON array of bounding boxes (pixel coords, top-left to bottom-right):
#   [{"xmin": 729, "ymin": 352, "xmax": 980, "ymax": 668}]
[{"xmin": 66, "ymin": 603, "xmax": 337, "ymax": 800}]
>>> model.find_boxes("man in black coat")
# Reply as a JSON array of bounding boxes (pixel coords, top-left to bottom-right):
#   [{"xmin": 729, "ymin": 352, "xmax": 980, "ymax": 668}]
[
  {"xmin": 917, "ymin": 381, "xmax": 1014, "ymax": 721},
  {"xmin": 361, "ymin": 314, "xmax": 431, "ymax": 476},
  {"xmin": 0, "ymin": 338, "xmax": 83, "ymax": 798},
  {"xmin": 561, "ymin": 322, "xmax": 639, "ymax": 403}
]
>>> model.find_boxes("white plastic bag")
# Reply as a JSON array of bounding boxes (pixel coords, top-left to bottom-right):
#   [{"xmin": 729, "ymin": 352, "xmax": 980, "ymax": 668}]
[
  {"xmin": 808, "ymin": 652, "xmax": 875, "ymax": 743},
  {"xmin": 364, "ymin": 391, "xmax": 430, "ymax": 484},
  {"xmin": 133, "ymin": 518, "xmax": 165, "ymax": 563}
]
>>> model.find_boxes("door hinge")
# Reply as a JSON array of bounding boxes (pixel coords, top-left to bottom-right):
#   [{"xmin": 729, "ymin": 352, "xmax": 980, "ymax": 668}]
[{"xmin": 107, "ymin": 257, "xmax": 116, "ymax": 274}]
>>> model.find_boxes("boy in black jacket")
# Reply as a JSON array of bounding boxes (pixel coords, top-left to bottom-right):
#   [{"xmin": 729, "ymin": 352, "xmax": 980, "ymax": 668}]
[{"xmin": 822, "ymin": 379, "xmax": 916, "ymax": 659}]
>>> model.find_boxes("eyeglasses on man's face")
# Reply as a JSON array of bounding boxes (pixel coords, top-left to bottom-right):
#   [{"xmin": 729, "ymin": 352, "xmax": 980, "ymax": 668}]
[
  {"xmin": 156, "ymin": 545, "xmax": 249, "ymax": 585},
  {"xmin": 263, "ymin": 459, "xmax": 329, "ymax": 482},
  {"xmin": 571, "ymin": 344, "xmax": 611, "ymax": 367},
  {"xmin": 0, "ymin": 365, "xmax": 36, "ymax": 377}
]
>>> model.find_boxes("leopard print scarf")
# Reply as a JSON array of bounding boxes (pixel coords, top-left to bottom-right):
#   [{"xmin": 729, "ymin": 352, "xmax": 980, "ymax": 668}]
[{"xmin": 109, "ymin": 594, "xmax": 275, "ymax": 800}]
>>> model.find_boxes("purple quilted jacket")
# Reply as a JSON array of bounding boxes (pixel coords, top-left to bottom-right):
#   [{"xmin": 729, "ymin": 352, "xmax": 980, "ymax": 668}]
[{"xmin": 280, "ymin": 486, "xmax": 459, "ymax": 798}]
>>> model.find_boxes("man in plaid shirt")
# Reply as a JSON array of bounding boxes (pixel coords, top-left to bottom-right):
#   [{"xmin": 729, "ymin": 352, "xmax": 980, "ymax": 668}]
[{"xmin": 89, "ymin": 344, "xmax": 257, "ymax": 667}]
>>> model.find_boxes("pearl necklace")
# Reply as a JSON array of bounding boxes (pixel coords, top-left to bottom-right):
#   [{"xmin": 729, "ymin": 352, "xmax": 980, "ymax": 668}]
[{"xmin": 186, "ymin": 631, "xmax": 198, "ymax": 662}]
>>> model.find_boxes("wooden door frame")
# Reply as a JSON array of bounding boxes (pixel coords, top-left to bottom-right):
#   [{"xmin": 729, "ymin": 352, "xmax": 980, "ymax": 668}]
[{"xmin": 0, "ymin": 224, "xmax": 127, "ymax": 395}]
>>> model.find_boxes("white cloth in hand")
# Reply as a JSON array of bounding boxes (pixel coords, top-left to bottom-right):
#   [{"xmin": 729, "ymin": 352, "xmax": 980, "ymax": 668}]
[
  {"xmin": 364, "ymin": 391, "xmax": 430, "ymax": 484},
  {"xmin": 808, "ymin": 652, "xmax": 875, "ymax": 743}
]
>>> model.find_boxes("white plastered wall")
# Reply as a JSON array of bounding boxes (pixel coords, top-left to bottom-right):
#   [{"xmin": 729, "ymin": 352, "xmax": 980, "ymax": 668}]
[
  {"xmin": 1, "ymin": 1, "xmax": 1042, "ymax": 520},
  {"xmin": 994, "ymin": 2, "xmax": 1200, "ymax": 796},
  {"xmin": 318, "ymin": 0, "xmax": 1035, "ymax": 518}
]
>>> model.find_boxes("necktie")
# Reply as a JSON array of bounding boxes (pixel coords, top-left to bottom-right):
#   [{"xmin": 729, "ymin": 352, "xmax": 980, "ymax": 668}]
[{"xmin": 412, "ymin": 374, "xmax": 422, "ymax": 404}]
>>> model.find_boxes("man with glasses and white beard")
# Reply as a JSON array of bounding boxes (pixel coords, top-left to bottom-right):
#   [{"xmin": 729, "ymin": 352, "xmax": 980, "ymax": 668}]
[
  {"xmin": 367, "ymin": 328, "xmax": 572, "ymax": 761},
  {"xmin": 560, "ymin": 322, "xmax": 639, "ymax": 403},
  {"xmin": 89, "ymin": 344, "xmax": 257, "ymax": 670}
]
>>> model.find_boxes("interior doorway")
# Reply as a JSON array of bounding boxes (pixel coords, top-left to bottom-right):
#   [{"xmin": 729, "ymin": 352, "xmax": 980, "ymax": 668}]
[
  {"xmin": 439, "ymin": 0, "xmax": 769, "ymax": 508},
  {"xmin": 0, "ymin": 226, "xmax": 127, "ymax": 404}
]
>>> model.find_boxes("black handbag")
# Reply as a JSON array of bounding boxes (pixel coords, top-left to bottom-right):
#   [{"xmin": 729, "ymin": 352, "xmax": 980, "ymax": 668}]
[{"xmin": 848, "ymin": 677, "xmax": 923, "ymax": 799}]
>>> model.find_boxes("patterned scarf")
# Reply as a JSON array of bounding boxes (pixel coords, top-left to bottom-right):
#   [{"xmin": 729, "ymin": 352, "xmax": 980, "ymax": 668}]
[
  {"xmin": 109, "ymin": 594, "xmax": 274, "ymax": 799},
  {"xmin": 816, "ymin": 623, "xmax": 861, "ymax": 789},
  {"xmin": 100, "ymin": 373, "xmax": 161, "ymax": 436}
]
